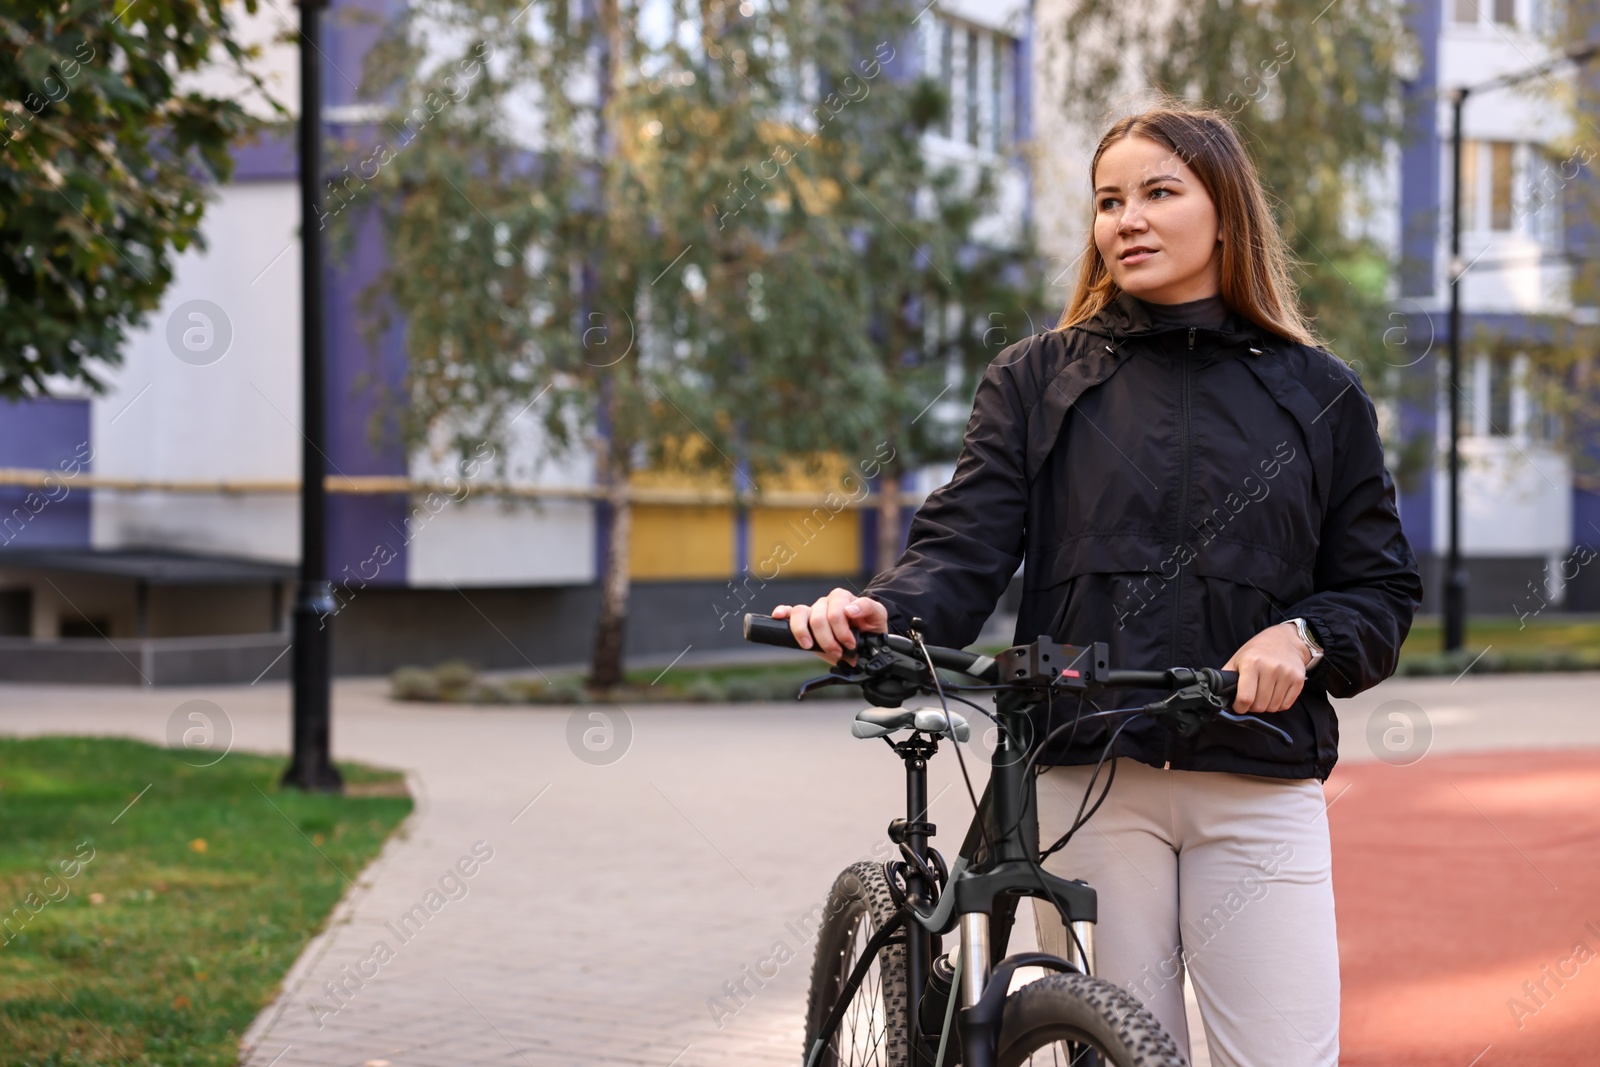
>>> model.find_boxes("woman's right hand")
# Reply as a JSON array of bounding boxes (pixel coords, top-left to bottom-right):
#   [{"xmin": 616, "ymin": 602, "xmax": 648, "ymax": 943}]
[{"xmin": 771, "ymin": 588, "xmax": 889, "ymax": 665}]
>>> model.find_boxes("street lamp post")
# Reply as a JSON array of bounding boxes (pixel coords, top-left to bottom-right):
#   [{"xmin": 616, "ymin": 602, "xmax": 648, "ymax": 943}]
[
  {"xmin": 1445, "ymin": 87, "xmax": 1467, "ymax": 653},
  {"xmin": 283, "ymin": 0, "xmax": 342, "ymax": 792},
  {"xmin": 1441, "ymin": 43, "xmax": 1600, "ymax": 653}
]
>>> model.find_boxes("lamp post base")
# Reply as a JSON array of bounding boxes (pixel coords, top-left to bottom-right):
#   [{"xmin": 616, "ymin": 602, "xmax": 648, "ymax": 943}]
[
  {"xmin": 1443, "ymin": 569, "xmax": 1468, "ymax": 653},
  {"xmin": 282, "ymin": 582, "xmax": 343, "ymax": 793}
]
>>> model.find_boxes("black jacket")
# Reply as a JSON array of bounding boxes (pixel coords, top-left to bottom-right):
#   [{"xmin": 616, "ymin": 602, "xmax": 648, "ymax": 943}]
[{"xmin": 864, "ymin": 293, "xmax": 1423, "ymax": 781}]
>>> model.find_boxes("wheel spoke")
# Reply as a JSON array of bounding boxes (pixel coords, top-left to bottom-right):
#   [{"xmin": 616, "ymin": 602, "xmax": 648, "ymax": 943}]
[
  {"xmin": 804, "ymin": 867, "xmax": 912, "ymax": 1067},
  {"xmin": 828, "ymin": 909, "xmax": 889, "ymax": 1066}
]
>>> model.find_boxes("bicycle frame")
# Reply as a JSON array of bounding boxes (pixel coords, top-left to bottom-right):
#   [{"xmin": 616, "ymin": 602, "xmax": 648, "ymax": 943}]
[
  {"xmin": 747, "ymin": 616, "xmax": 1274, "ymax": 1067},
  {"xmin": 809, "ymin": 700, "xmax": 1099, "ymax": 1067}
]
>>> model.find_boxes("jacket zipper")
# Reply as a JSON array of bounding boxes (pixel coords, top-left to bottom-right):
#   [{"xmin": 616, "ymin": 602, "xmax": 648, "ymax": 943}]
[{"xmin": 1165, "ymin": 327, "xmax": 1197, "ymax": 770}]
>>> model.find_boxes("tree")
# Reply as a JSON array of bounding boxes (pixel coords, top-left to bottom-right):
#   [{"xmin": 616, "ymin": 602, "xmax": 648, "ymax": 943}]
[
  {"xmin": 1481, "ymin": 17, "xmax": 1600, "ymax": 500},
  {"xmin": 0, "ymin": 0, "xmax": 270, "ymax": 397},
  {"xmin": 359, "ymin": 0, "xmax": 1036, "ymax": 687}
]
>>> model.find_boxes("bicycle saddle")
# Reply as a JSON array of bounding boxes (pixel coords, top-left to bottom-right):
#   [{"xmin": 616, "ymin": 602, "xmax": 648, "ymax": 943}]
[{"xmin": 852, "ymin": 706, "xmax": 970, "ymax": 741}]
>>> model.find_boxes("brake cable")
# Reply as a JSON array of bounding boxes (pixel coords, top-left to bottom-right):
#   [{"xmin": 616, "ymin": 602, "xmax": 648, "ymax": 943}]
[{"xmin": 910, "ymin": 628, "xmax": 993, "ymax": 864}]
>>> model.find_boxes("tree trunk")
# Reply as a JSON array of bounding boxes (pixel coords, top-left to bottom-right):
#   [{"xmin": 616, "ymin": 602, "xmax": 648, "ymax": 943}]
[
  {"xmin": 874, "ymin": 457, "xmax": 902, "ymax": 578},
  {"xmin": 589, "ymin": 476, "xmax": 632, "ymax": 691},
  {"xmin": 586, "ymin": 0, "xmax": 627, "ymax": 692}
]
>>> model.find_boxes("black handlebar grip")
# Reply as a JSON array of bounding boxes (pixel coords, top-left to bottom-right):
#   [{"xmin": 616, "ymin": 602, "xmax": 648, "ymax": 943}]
[
  {"xmin": 743, "ymin": 613, "xmax": 805, "ymax": 650},
  {"xmin": 1216, "ymin": 670, "xmax": 1239, "ymax": 692}
]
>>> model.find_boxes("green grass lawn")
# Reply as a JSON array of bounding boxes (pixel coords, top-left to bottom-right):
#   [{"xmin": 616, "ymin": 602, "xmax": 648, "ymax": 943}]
[
  {"xmin": 1399, "ymin": 615, "xmax": 1600, "ymax": 661},
  {"xmin": 0, "ymin": 737, "xmax": 412, "ymax": 1066}
]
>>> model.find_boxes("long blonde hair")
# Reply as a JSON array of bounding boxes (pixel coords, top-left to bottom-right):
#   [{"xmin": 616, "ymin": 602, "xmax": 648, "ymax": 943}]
[{"xmin": 1056, "ymin": 103, "xmax": 1318, "ymax": 347}]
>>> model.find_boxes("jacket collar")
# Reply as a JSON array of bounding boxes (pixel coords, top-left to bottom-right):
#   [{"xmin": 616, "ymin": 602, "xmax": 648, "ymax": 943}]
[{"xmin": 1072, "ymin": 291, "xmax": 1267, "ymax": 351}]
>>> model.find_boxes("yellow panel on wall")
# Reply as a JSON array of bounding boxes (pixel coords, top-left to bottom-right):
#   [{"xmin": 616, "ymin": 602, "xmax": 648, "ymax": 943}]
[
  {"xmin": 629, "ymin": 505, "xmax": 735, "ymax": 579},
  {"xmin": 748, "ymin": 506, "xmax": 861, "ymax": 579}
]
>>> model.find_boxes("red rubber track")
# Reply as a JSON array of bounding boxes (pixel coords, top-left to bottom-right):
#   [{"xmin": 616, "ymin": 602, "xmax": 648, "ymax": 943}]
[{"xmin": 1331, "ymin": 748, "xmax": 1600, "ymax": 1066}]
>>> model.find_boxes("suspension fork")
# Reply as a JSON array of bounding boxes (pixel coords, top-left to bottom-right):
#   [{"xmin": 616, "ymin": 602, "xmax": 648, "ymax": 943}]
[{"xmin": 954, "ymin": 705, "xmax": 1041, "ymax": 1067}]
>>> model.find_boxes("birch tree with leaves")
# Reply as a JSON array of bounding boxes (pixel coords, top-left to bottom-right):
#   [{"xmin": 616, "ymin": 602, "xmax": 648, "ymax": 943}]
[{"xmin": 359, "ymin": 0, "xmax": 1036, "ymax": 688}]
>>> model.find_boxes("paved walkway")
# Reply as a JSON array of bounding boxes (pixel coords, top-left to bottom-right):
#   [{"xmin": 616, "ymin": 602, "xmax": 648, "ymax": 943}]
[{"xmin": 0, "ymin": 671, "xmax": 1594, "ymax": 1066}]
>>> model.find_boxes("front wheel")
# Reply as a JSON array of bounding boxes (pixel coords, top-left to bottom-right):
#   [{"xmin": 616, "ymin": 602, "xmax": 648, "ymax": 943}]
[
  {"xmin": 997, "ymin": 972, "xmax": 1188, "ymax": 1067},
  {"xmin": 803, "ymin": 862, "xmax": 912, "ymax": 1067}
]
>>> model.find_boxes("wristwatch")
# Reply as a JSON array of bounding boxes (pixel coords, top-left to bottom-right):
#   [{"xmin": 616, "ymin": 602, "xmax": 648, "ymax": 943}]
[{"xmin": 1287, "ymin": 617, "xmax": 1324, "ymax": 669}]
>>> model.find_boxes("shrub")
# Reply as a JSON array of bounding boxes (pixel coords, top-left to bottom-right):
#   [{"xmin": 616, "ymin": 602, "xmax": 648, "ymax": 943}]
[
  {"xmin": 541, "ymin": 679, "xmax": 590, "ymax": 704},
  {"xmin": 685, "ymin": 677, "xmax": 725, "ymax": 702},
  {"xmin": 433, "ymin": 660, "xmax": 478, "ymax": 693},
  {"xmin": 501, "ymin": 678, "xmax": 545, "ymax": 702},
  {"xmin": 391, "ymin": 666, "xmax": 440, "ymax": 701},
  {"xmin": 724, "ymin": 677, "xmax": 769, "ymax": 702}
]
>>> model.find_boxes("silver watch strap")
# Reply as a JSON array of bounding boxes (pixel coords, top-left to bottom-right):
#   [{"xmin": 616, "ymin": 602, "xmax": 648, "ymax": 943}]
[{"xmin": 1290, "ymin": 617, "xmax": 1323, "ymax": 665}]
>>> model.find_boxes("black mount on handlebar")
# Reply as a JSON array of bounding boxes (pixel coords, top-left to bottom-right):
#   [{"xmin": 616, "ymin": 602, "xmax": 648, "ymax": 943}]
[{"xmin": 797, "ymin": 631, "xmax": 934, "ymax": 707}]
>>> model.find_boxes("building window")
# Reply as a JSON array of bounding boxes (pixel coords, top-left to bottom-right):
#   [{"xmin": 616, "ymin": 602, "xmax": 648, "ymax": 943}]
[
  {"xmin": 1529, "ymin": 0, "xmax": 1563, "ymax": 34},
  {"xmin": 1487, "ymin": 353, "xmax": 1514, "ymax": 435},
  {"xmin": 1447, "ymin": 348, "xmax": 1561, "ymax": 443},
  {"xmin": 1456, "ymin": 140, "xmax": 1572, "ymax": 245},
  {"xmin": 991, "ymin": 37, "xmax": 1011, "ymax": 149},
  {"xmin": 1463, "ymin": 350, "xmax": 1558, "ymax": 439},
  {"xmin": 923, "ymin": 13, "xmax": 1017, "ymax": 153},
  {"xmin": 966, "ymin": 28, "xmax": 980, "ymax": 146},
  {"xmin": 1460, "ymin": 137, "xmax": 1478, "ymax": 230},
  {"xmin": 1490, "ymin": 141, "xmax": 1515, "ymax": 229},
  {"xmin": 1458, "ymin": 139, "xmax": 1524, "ymax": 232},
  {"xmin": 1526, "ymin": 147, "xmax": 1568, "ymax": 248},
  {"xmin": 1453, "ymin": 0, "xmax": 1517, "ymax": 26},
  {"xmin": 1526, "ymin": 360, "xmax": 1562, "ymax": 440}
]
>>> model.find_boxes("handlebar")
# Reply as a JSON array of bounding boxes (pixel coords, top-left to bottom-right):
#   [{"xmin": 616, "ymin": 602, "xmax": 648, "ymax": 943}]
[
  {"xmin": 743, "ymin": 613, "xmax": 1236, "ymax": 692},
  {"xmin": 742, "ymin": 612, "xmax": 1286, "ymax": 745},
  {"xmin": 743, "ymin": 612, "xmax": 999, "ymax": 680}
]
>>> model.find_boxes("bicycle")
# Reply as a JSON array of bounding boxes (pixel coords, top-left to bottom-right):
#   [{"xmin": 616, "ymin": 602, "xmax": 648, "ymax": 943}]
[{"xmin": 742, "ymin": 613, "xmax": 1294, "ymax": 1067}]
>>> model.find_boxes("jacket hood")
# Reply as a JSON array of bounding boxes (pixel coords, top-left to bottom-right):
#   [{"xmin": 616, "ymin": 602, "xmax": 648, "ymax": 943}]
[{"xmin": 1071, "ymin": 291, "xmax": 1268, "ymax": 349}]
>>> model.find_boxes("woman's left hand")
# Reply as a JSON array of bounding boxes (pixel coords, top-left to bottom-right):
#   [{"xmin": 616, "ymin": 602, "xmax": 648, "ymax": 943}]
[{"xmin": 1223, "ymin": 622, "xmax": 1312, "ymax": 713}]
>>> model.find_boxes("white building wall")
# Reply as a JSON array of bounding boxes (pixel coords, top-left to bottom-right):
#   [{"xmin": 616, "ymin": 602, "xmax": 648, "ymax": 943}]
[
  {"xmin": 405, "ymin": 417, "xmax": 598, "ymax": 587},
  {"xmin": 90, "ymin": 181, "xmax": 303, "ymax": 564},
  {"xmin": 1431, "ymin": 441, "xmax": 1572, "ymax": 556},
  {"xmin": 405, "ymin": 498, "xmax": 596, "ymax": 586}
]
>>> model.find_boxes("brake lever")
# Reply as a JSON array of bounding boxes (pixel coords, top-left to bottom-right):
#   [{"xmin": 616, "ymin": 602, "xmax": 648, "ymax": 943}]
[
  {"xmin": 1144, "ymin": 683, "xmax": 1293, "ymax": 746},
  {"xmin": 797, "ymin": 672, "xmax": 860, "ymax": 699},
  {"xmin": 795, "ymin": 638, "xmax": 929, "ymax": 707},
  {"xmin": 1215, "ymin": 708, "xmax": 1294, "ymax": 745}
]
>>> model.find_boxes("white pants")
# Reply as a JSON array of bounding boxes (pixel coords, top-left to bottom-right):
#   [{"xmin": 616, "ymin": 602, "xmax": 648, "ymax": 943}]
[{"xmin": 1032, "ymin": 757, "xmax": 1339, "ymax": 1067}]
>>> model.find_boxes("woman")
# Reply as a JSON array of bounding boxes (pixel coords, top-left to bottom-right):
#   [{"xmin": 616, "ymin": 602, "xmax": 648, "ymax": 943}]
[{"xmin": 772, "ymin": 104, "xmax": 1422, "ymax": 1067}]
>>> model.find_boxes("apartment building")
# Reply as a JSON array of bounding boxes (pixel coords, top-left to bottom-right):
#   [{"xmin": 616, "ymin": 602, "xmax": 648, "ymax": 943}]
[{"xmin": 0, "ymin": 0, "xmax": 1033, "ymax": 682}]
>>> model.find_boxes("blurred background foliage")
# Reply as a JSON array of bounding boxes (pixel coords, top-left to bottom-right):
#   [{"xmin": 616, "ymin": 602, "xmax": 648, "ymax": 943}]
[
  {"xmin": 355, "ymin": 0, "xmax": 1040, "ymax": 686},
  {"xmin": 0, "ymin": 0, "xmax": 272, "ymax": 398}
]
